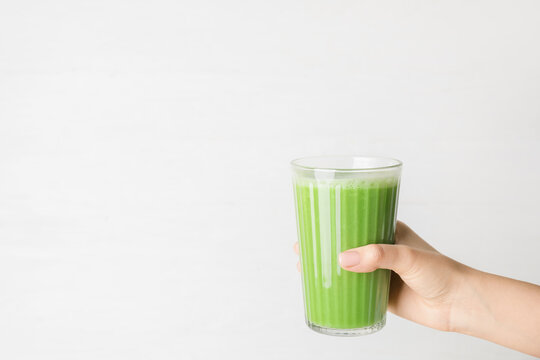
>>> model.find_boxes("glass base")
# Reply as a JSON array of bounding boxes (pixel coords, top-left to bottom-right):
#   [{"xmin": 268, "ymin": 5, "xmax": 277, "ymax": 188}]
[{"xmin": 306, "ymin": 315, "xmax": 386, "ymax": 337}]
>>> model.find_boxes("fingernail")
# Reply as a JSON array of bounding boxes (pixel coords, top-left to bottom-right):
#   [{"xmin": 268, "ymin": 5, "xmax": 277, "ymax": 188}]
[{"xmin": 339, "ymin": 251, "xmax": 362, "ymax": 267}]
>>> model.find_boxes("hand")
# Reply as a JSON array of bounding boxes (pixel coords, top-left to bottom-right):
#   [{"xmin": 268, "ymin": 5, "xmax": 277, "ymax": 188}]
[
  {"xmin": 338, "ymin": 221, "xmax": 466, "ymax": 332},
  {"xmin": 294, "ymin": 221, "xmax": 464, "ymax": 331},
  {"xmin": 293, "ymin": 221, "xmax": 540, "ymax": 357}
]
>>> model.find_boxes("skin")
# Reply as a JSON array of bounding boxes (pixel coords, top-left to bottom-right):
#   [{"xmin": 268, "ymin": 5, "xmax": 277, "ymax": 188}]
[{"xmin": 293, "ymin": 221, "xmax": 540, "ymax": 357}]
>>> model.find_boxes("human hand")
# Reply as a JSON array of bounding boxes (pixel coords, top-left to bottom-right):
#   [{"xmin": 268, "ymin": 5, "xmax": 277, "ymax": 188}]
[
  {"xmin": 293, "ymin": 221, "xmax": 540, "ymax": 357},
  {"xmin": 337, "ymin": 221, "xmax": 467, "ymax": 332},
  {"xmin": 294, "ymin": 221, "xmax": 466, "ymax": 332}
]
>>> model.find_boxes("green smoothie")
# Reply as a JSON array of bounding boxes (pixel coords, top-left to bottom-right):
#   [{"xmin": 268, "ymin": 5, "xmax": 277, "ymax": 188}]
[{"xmin": 294, "ymin": 177, "xmax": 400, "ymax": 332}]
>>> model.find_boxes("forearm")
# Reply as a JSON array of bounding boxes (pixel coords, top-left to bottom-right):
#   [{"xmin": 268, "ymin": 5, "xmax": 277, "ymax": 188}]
[{"xmin": 452, "ymin": 267, "xmax": 540, "ymax": 357}]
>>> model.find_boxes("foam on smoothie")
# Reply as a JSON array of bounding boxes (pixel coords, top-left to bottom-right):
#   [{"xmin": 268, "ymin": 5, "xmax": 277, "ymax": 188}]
[{"xmin": 293, "ymin": 174, "xmax": 400, "ymax": 189}]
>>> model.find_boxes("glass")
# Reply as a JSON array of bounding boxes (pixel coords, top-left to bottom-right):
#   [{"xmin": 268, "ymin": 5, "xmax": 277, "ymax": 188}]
[{"xmin": 291, "ymin": 156, "xmax": 402, "ymax": 336}]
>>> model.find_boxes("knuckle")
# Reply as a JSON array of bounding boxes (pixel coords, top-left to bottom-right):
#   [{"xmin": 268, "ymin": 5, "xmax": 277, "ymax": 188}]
[
  {"xmin": 399, "ymin": 246, "xmax": 419, "ymax": 274},
  {"xmin": 366, "ymin": 244, "xmax": 384, "ymax": 264}
]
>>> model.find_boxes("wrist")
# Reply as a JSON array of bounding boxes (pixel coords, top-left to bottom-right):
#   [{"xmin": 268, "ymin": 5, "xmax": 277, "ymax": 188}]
[{"xmin": 448, "ymin": 265, "xmax": 494, "ymax": 336}]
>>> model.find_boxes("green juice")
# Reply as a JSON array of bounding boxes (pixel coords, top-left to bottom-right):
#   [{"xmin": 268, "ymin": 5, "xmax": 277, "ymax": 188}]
[{"xmin": 294, "ymin": 177, "xmax": 400, "ymax": 333}]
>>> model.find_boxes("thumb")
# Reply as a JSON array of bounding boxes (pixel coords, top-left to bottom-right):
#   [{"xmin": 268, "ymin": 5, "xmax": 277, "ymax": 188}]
[{"xmin": 339, "ymin": 244, "xmax": 420, "ymax": 276}]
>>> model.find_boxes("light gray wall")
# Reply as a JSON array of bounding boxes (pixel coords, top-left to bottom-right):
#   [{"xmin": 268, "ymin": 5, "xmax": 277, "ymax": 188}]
[{"xmin": 0, "ymin": 1, "xmax": 538, "ymax": 359}]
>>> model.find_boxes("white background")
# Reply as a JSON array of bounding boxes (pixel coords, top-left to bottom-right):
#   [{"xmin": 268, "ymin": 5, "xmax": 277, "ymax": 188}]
[{"xmin": 1, "ymin": 1, "xmax": 539, "ymax": 359}]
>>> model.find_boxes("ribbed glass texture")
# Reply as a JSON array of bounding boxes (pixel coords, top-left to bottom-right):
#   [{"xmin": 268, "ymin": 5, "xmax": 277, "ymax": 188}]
[{"xmin": 292, "ymin": 156, "xmax": 402, "ymax": 336}]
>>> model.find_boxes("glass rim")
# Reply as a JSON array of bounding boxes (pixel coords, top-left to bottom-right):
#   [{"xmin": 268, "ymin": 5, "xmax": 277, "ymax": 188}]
[{"xmin": 290, "ymin": 155, "xmax": 403, "ymax": 172}]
